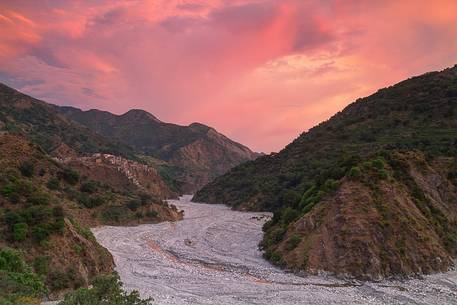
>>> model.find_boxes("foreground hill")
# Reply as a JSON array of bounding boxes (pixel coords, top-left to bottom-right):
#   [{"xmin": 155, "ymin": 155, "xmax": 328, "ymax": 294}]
[
  {"xmin": 57, "ymin": 106, "xmax": 260, "ymax": 193},
  {"xmin": 0, "ymin": 133, "xmax": 181, "ymax": 296},
  {"xmin": 194, "ymin": 65, "xmax": 457, "ymax": 279}
]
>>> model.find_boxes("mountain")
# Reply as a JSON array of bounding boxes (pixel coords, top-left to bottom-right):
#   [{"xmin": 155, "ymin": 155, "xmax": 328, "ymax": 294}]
[
  {"xmin": 0, "ymin": 83, "xmax": 136, "ymax": 160},
  {"xmin": 57, "ymin": 106, "xmax": 260, "ymax": 193},
  {"xmin": 193, "ymin": 65, "xmax": 457, "ymax": 279}
]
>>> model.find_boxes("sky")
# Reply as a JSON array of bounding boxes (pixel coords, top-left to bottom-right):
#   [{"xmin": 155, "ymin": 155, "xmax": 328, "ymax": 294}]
[{"xmin": 1, "ymin": 0, "xmax": 457, "ymax": 153}]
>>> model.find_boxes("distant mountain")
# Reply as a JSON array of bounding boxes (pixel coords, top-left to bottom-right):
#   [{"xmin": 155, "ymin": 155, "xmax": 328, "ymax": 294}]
[
  {"xmin": 194, "ymin": 65, "xmax": 457, "ymax": 279},
  {"xmin": 57, "ymin": 106, "xmax": 260, "ymax": 193}
]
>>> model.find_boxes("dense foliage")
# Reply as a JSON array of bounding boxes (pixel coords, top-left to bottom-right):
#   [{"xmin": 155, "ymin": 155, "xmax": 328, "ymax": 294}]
[{"xmin": 0, "ymin": 248, "xmax": 45, "ymax": 305}]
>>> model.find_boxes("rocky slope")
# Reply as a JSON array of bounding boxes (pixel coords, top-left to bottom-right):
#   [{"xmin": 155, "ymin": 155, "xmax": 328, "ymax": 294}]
[
  {"xmin": 0, "ymin": 133, "xmax": 181, "ymax": 296},
  {"xmin": 194, "ymin": 65, "xmax": 457, "ymax": 279},
  {"xmin": 57, "ymin": 107, "xmax": 260, "ymax": 193}
]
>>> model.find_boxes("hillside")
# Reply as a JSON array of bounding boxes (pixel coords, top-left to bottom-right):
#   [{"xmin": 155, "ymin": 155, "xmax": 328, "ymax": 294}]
[
  {"xmin": 0, "ymin": 83, "xmax": 136, "ymax": 160},
  {"xmin": 0, "ymin": 133, "xmax": 181, "ymax": 297},
  {"xmin": 57, "ymin": 106, "xmax": 260, "ymax": 193},
  {"xmin": 194, "ymin": 65, "xmax": 457, "ymax": 279}
]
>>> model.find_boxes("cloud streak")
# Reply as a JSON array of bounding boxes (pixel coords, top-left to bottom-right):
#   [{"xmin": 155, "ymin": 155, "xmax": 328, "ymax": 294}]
[{"xmin": 0, "ymin": 0, "xmax": 456, "ymax": 152}]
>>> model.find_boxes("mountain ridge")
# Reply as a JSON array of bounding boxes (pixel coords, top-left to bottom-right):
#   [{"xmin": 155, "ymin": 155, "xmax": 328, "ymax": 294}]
[{"xmin": 57, "ymin": 105, "xmax": 260, "ymax": 193}]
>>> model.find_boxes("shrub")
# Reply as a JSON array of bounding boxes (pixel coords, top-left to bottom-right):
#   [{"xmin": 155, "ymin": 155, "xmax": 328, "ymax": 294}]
[
  {"xmin": 80, "ymin": 181, "xmax": 98, "ymax": 194},
  {"xmin": 12, "ymin": 223, "xmax": 28, "ymax": 242},
  {"xmin": 281, "ymin": 207, "xmax": 299, "ymax": 225},
  {"xmin": 145, "ymin": 210, "xmax": 158, "ymax": 218},
  {"xmin": 0, "ymin": 248, "xmax": 45, "ymax": 299},
  {"xmin": 21, "ymin": 206, "xmax": 52, "ymax": 225},
  {"xmin": 2, "ymin": 183, "xmax": 16, "ymax": 197},
  {"xmin": 139, "ymin": 193, "xmax": 152, "ymax": 206},
  {"xmin": 47, "ymin": 178, "xmax": 60, "ymax": 190},
  {"xmin": 59, "ymin": 169, "xmax": 80, "ymax": 185},
  {"xmin": 4, "ymin": 211, "xmax": 23, "ymax": 228},
  {"xmin": 126, "ymin": 199, "xmax": 140, "ymax": 211},
  {"xmin": 286, "ymin": 234, "xmax": 302, "ymax": 251},
  {"xmin": 19, "ymin": 162, "xmax": 34, "ymax": 178},
  {"xmin": 58, "ymin": 273, "xmax": 152, "ymax": 305},
  {"xmin": 348, "ymin": 166, "xmax": 362, "ymax": 179},
  {"xmin": 33, "ymin": 256, "xmax": 50, "ymax": 276},
  {"xmin": 48, "ymin": 269, "xmax": 78, "ymax": 291},
  {"xmin": 31, "ymin": 225, "xmax": 52, "ymax": 243},
  {"xmin": 371, "ymin": 158, "xmax": 386, "ymax": 170},
  {"xmin": 27, "ymin": 192, "xmax": 51, "ymax": 206}
]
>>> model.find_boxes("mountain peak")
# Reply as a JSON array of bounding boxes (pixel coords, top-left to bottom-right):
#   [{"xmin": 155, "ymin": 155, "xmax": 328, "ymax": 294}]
[{"xmin": 121, "ymin": 109, "xmax": 162, "ymax": 123}]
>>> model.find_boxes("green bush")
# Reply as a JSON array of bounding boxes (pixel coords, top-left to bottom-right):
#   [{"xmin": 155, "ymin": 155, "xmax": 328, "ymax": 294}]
[
  {"xmin": 31, "ymin": 224, "xmax": 52, "ymax": 243},
  {"xmin": 12, "ymin": 223, "xmax": 28, "ymax": 242},
  {"xmin": 0, "ymin": 248, "xmax": 45, "ymax": 299},
  {"xmin": 1, "ymin": 183, "xmax": 16, "ymax": 196},
  {"xmin": 348, "ymin": 166, "xmax": 362, "ymax": 179},
  {"xmin": 80, "ymin": 181, "xmax": 98, "ymax": 194},
  {"xmin": 59, "ymin": 169, "xmax": 80, "ymax": 185},
  {"xmin": 33, "ymin": 256, "xmax": 50, "ymax": 276},
  {"xmin": 4, "ymin": 212, "xmax": 23, "ymax": 228},
  {"xmin": 371, "ymin": 158, "xmax": 386, "ymax": 170},
  {"xmin": 286, "ymin": 234, "xmax": 302, "ymax": 251},
  {"xmin": 19, "ymin": 162, "xmax": 34, "ymax": 178},
  {"xmin": 59, "ymin": 273, "xmax": 152, "ymax": 305},
  {"xmin": 281, "ymin": 207, "xmax": 299, "ymax": 225},
  {"xmin": 145, "ymin": 210, "xmax": 158, "ymax": 218},
  {"xmin": 126, "ymin": 199, "xmax": 140, "ymax": 211},
  {"xmin": 27, "ymin": 192, "xmax": 51, "ymax": 206},
  {"xmin": 21, "ymin": 206, "xmax": 52, "ymax": 225},
  {"xmin": 47, "ymin": 178, "xmax": 60, "ymax": 190}
]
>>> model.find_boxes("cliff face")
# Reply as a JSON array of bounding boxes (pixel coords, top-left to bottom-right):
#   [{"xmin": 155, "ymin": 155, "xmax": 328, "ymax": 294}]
[
  {"xmin": 193, "ymin": 65, "xmax": 457, "ymax": 279},
  {"xmin": 57, "ymin": 107, "xmax": 260, "ymax": 193}
]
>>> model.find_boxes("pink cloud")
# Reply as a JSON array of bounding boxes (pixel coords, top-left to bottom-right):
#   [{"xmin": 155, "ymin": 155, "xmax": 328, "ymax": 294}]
[{"xmin": 0, "ymin": 0, "xmax": 457, "ymax": 152}]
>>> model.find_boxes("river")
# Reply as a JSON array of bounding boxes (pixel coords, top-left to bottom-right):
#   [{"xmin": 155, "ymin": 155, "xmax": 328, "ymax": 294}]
[{"xmin": 93, "ymin": 195, "xmax": 457, "ymax": 305}]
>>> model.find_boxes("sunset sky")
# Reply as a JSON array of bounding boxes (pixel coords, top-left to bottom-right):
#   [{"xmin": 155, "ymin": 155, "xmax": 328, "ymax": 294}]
[{"xmin": 1, "ymin": 0, "xmax": 456, "ymax": 152}]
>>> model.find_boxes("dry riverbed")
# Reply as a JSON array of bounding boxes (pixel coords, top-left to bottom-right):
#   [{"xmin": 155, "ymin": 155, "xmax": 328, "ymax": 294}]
[{"xmin": 93, "ymin": 195, "xmax": 457, "ymax": 305}]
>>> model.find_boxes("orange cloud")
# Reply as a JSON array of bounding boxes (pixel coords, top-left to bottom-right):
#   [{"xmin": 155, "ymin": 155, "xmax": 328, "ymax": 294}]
[{"xmin": 0, "ymin": 0, "xmax": 456, "ymax": 152}]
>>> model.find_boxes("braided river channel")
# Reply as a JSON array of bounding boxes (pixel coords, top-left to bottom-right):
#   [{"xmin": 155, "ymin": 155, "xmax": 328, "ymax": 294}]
[{"xmin": 93, "ymin": 195, "xmax": 457, "ymax": 305}]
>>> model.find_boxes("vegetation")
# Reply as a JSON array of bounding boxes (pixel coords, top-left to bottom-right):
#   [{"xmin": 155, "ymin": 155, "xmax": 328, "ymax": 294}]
[
  {"xmin": 59, "ymin": 273, "xmax": 152, "ymax": 305},
  {"xmin": 0, "ymin": 248, "xmax": 46, "ymax": 305}
]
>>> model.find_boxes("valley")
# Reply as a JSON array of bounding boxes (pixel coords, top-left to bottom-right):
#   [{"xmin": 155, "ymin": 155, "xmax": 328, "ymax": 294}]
[{"xmin": 93, "ymin": 196, "xmax": 457, "ymax": 305}]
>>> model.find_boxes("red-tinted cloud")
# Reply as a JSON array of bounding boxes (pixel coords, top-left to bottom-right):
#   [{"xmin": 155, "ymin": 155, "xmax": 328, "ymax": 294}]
[{"xmin": 0, "ymin": 0, "xmax": 456, "ymax": 152}]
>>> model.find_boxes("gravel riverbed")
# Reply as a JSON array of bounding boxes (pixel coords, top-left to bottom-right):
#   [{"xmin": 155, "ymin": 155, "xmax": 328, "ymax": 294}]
[{"xmin": 93, "ymin": 195, "xmax": 457, "ymax": 305}]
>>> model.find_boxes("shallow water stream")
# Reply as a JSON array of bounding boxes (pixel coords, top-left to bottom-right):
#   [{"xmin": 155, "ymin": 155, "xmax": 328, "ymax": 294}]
[{"xmin": 93, "ymin": 195, "xmax": 457, "ymax": 305}]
